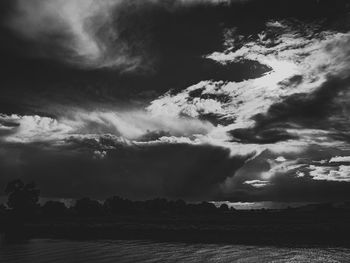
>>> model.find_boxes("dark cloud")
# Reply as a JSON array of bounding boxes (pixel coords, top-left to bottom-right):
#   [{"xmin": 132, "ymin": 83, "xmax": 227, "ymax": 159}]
[
  {"xmin": 228, "ymin": 76, "xmax": 350, "ymax": 144},
  {"xmin": 1, "ymin": 0, "xmax": 350, "ymax": 204},
  {"xmin": 0, "ymin": 140, "xmax": 250, "ymax": 201},
  {"xmin": 278, "ymin": 75, "xmax": 303, "ymax": 89},
  {"xmin": 217, "ymin": 144, "xmax": 350, "ymax": 202},
  {"xmin": 137, "ymin": 131, "xmax": 172, "ymax": 142},
  {"xmin": 230, "ymin": 127, "xmax": 297, "ymax": 144},
  {"xmin": 254, "ymin": 77, "xmax": 350, "ymax": 128},
  {"xmin": 0, "ymin": 0, "xmax": 349, "ymax": 114}
]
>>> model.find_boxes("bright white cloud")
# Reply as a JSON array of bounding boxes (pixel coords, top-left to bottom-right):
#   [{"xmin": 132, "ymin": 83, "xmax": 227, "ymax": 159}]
[
  {"xmin": 329, "ymin": 156, "xmax": 350, "ymax": 163},
  {"xmin": 148, "ymin": 81, "xmax": 228, "ymax": 119},
  {"xmin": 0, "ymin": 109, "xmax": 213, "ymax": 144},
  {"xmin": 205, "ymin": 22, "xmax": 350, "ymax": 132},
  {"xmin": 261, "ymin": 159, "xmax": 304, "ymax": 180},
  {"xmin": 0, "ymin": 114, "xmax": 73, "ymax": 143},
  {"xmin": 93, "ymin": 150, "xmax": 107, "ymax": 159},
  {"xmin": 266, "ymin": 21, "xmax": 287, "ymax": 29},
  {"xmin": 244, "ymin": 180, "xmax": 270, "ymax": 188},
  {"xmin": 309, "ymin": 165, "xmax": 350, "ymax": 182},
  {"xmin": 296, "ymin": 171, "xmax": 305, "ymax": 178},
  {"xmin": 275, "ymin": 156, "xmax": 287, "ymax": 162},
  {"xmin": 70, "ymin": 110, "xmax": 213, "ymax": 139},
  {"xmin": 148, "ymin": 20, "xmax": 350, "ymax": 160}
]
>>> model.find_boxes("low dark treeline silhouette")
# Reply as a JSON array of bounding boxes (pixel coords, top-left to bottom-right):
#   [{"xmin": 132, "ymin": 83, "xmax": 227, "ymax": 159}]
[
  {"xmin": 2, "ymin": 179, "xmax": 350, "ymax": 219},
  {"xmin": 2, "ymin": 179, "xmax": 350, "ymax": 246},
  {"xmin": 0, "ymin": 179, "xmax": 232, "ymax": 219}
]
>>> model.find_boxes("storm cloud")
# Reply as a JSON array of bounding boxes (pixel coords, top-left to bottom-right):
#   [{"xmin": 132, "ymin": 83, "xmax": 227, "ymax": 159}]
[
  {"xmin": 1, "ymin": 0, "xmax": 350, "ymax": 203},
  {"xmin": 0, "ymin": 140, "xmax": 250, "ymax": 201}
]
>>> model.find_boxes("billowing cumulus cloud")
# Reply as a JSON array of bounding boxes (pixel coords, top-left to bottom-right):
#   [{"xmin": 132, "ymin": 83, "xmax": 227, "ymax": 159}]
[
  {"xmin": 0, "ymin": 110, "xmax": 213, "ymax": 143},
  {"xmin": 309, "ymin": 165, "xmax": 350, "ymax": 182},
  {"xmin": 0, "ymin": 114, "xmax": 73, "ymax": 143}
]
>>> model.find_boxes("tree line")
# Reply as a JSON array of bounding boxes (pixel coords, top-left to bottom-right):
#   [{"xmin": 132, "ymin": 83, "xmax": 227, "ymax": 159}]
[{"xmin": 0, "ymin": 179, "xmax": 233, "ymax": 219}]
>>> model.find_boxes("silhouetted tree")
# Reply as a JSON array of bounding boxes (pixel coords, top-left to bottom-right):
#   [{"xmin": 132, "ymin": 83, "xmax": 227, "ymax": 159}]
[
  {"xmin": 219, "ymin": 203, "xmax": 229, "ymax": 212},
  {"xmin": 74, "ymin": 198, "xmax": 103, "ymax": 217},
  {"xmin": 42, "ymin": 201, "xmax": 68, "ymax": 217},
  {"xmin": 229, "ymin": 207, "xmax": 236, "ymax": 212},
  {"xmin": 173, "ymin": 199, "xmax": 187, "ymax": 213},
  {"xmin": 104, "ymin": 196, "xmax": 132, "ymax": 214},
  {"xmin": 186, "ymin": 202, "xmax": 217, "ymax": 215},
  {"xmin": 198, "ymin": 202, "xmax": 217, "ymax": 213},
  {"xmin": 5, "ymin": 179, "xmax": 40, "ymax": 216},
  {"xmin": 145, "ymin": 198, "xmax": 169, "ymax": 213}
]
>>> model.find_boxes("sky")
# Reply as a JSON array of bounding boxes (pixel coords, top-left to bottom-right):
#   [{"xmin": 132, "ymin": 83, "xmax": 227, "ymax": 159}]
[{"xmin": 1, "ymin": 0, "xmax": 350, "ymax": 203}]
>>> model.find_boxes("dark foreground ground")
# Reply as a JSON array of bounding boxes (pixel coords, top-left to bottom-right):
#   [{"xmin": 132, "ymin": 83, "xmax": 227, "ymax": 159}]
[{"xmin": 2, "ymin": 207, "xmax": 350, "ymax": 247}]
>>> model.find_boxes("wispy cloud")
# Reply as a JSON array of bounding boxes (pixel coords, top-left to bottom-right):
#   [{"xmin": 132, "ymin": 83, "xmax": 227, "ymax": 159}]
[
  {"xmin": 244, "ymin": 180, "xmax": 270, "ymax": 188},
  {"xmin": 2, "ymin": 4, "xmax": 350, "ymax": 201},
  {"xmin": 148, "ymin": 20, "xmax": 350, "ymax": 160},
  {"xmin": 8, "ymin": 0, "xmax": 141, "ymax": 70},
  {"xmin": 7, "ymin": 0, "xmax": 250, "ymax": 71},
  {"xmin": 0, "ymin": 109, "xmax": 213, "ymax": 144}
]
